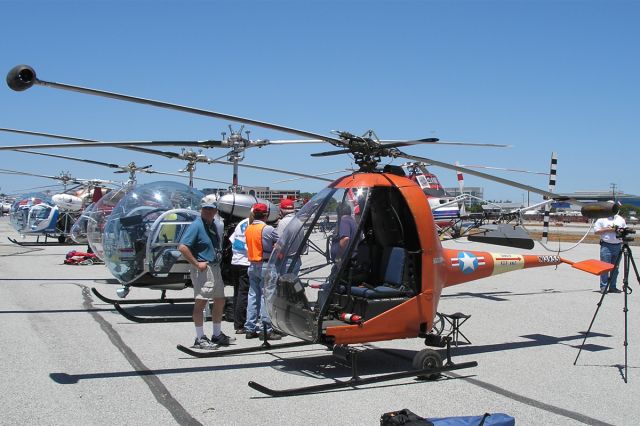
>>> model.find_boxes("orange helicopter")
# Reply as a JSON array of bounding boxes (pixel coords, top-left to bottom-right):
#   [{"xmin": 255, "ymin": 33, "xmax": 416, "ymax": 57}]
[{"xmin": 4, "ymin": 64, "xmax": 618, "ymax": 396}]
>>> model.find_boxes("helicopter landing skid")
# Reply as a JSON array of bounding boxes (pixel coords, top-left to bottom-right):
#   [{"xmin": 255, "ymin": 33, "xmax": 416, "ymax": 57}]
[
  {"xmin": 113, "ymin": 303, "xmax": 196, "ymax": 323},
  {"xmin": 90, "ymin": 287, "xmax": 193, "ymax": 305},
  {"xmin": 7, "ymin": 237, "xmax": 77, "ymax": 246},
  {"xmin": 248, "ymin": 360, "xmax": 478, "ymax": 397},
  {"xmin": 249, "ymin": 339, "xmax": 477, "ymax": 397},
  {"xmin": 176, "ymin": 340, "xmax": 312, "ymax": 358}
]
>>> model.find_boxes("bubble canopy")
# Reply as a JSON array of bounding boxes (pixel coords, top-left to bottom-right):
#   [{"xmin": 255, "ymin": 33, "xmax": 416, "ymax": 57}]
[
  {"xmin": 102, "ymin": 181, "xmax": 204, "ymax": 284},
  {"xmin": 70, "ymin": 202, "xmax": 95, "ymax": 244},
  {"xmin": 9, "ymin": 192, "xmax": 54, "ymax": 233},
  {"xmin": 86, "ymin": 186, "xmax": 130, "ymax": 260}
]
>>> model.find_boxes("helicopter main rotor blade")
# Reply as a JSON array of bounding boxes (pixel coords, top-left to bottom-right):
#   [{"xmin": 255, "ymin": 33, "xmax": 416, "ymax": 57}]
[
  {"xmin": 145, "ymin": 170, "xmax": 231, "ymax": 185},
  {"xmin": 273, "ymin": 169, "xmax": 353, "ymax": 184},
  {"xmin": 209, "ymin": 159, "xmax": 333, "ymax": 182},
  {"xmin": 0, "ymin": 127, "xmax": 191, "ymax": 159},
  {"xmin": 207, "ymin": 151, "xmax": 233, "ymax": 162},
  {"xmin": 120, "ymin": 146, "xmax": 187, "ymax": 160},
  {"xmin": 310, "ymin": 139, "xmax": 446, "ymax": 157},
  {"xmin": 395, "ymin": 150, "xmax": 566, "ymax": 201},
  {"xmin": 457, "ymin": 164, "xmax": 549, "ymax": 176},
  {"xmin": 13, "ymin": 149, "xmax": 122, "ymax": 169},
  {"xmin": 0, "ymin": 127, "xmax": 104, "ymax": 144},
  {"xmin": 7, "ymin": 65, "xmax": 345, "ymax": 146},
  {"xmin": 0, "ymin": 168, "xmax": 69, "ymax": 181},
  {"xmin": 264, "ymin": 139, "xmax": 327, "ymax": 145},
  {"xmin": 10, "ymin": 183, "xmax": 66, "ymax": 193},
  {"xmin": 380, "ymin": 139, "xmax": 512, "ymax": 148},
  {"xmin": 311, "ymin": 148, "xmax": 353, "ymax": 157},
  {"xmin": 0, "ymin": 167, "xmax": 117, "ymax": 187},
  {"xmin": 0, "ymin": 140, "xmax": 224, "ymax": 150}
]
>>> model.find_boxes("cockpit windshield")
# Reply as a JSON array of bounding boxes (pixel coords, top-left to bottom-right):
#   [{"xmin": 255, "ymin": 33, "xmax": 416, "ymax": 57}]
[{"xmin": 264, "ymin": 186, "xmax": 370, "ymax": 341}]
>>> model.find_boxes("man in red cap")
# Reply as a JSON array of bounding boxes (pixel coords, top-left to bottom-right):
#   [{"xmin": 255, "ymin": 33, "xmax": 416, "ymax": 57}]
[
  {"xmin": 244, "ymin": 203, "xmax": 282, "ymax": 340},
  {"xmin": 276, "ymin": 198, "xmax": 296, "ymax": 234}
]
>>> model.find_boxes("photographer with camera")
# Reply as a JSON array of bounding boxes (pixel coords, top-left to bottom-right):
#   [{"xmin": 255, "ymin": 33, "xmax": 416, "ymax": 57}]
[{"xmin": 594, "ymin": 201, "xmax": 627, "ymax": 293}]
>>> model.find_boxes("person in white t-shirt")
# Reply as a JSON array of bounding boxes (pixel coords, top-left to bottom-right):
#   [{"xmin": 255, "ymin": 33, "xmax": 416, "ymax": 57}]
[
  {"xmin": 228, "ymin": 217, "xmax": 251, "ymax": 333},
  {"xmin": 594, "ymin": 201, "xmax": 626, "ymax": 293}
]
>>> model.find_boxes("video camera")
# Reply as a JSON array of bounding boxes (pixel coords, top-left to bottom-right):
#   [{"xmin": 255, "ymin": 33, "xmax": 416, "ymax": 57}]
[{"xmin": 615, "ymin": 226, "xmax": 636, "ymax": 242}]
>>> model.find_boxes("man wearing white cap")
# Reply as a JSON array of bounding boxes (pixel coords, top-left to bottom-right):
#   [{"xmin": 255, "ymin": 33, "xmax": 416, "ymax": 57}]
[{"xmin": 179, "ymin": 200, "xmax": 234, "ymax": 349}]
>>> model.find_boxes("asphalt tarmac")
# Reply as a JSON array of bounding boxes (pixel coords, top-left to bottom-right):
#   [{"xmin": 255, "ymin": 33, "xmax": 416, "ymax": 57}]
[{"xmin": 1, "ymin": 215, "xmax": 639, "ymax": 425}]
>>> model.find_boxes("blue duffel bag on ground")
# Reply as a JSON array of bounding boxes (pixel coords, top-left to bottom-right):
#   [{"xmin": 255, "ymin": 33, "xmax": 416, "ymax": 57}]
[
  {"xmin": 427, "ymin": 413, "xmax": 515, "ymax": 425},
  {"xmin": 381, "ymin": 409, "xmax": 515, "ymax": 425}
]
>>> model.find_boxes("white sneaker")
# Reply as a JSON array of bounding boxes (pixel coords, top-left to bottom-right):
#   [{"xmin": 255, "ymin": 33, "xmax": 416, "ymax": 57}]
[{"xmin": 192, "ymin": 336, "xmax": 218, "ymax": 350}]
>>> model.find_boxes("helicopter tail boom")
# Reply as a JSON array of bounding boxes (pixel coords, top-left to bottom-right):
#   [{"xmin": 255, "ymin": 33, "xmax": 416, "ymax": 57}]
[{"xmin": 442, "ymin": 249, "xmax": 613, "ymax": 287}]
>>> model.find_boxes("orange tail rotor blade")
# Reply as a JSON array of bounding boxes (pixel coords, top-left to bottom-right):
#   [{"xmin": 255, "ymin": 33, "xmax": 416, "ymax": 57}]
[{"xmin": 561, "ymin": 258, "xmax": 615, "ymax": 276}]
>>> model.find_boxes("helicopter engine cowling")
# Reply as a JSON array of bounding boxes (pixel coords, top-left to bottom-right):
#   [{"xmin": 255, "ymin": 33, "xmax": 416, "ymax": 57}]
[
  {"xmin": 6, "ymin": 65, "xmax": 37, "ymax": 92},
  {"xmin": 580, "ymin": 201, "xmax": 620, "ymax": 219},
  {"xmin": 216, "ymin": 193, "xmax": 279, "ymax": 222},
  {"xmin": 52, "ymin": 193, "xmax": 84, "ymax": 212}
]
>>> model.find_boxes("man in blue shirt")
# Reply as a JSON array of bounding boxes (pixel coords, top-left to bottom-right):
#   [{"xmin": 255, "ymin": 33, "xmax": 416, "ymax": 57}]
[
  {"xmin": 179, "ymin": 200, "xmax": 234, "ymax": 349},
  {"xmin": 330, "ymin": 202, "xmax": 358, "ymax": 262}
]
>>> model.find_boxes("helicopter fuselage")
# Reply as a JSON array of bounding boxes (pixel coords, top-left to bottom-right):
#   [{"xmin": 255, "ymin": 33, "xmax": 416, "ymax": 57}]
[{"xmin": 263, "ymin": 171, "xmax": 612, "ymax": 347}]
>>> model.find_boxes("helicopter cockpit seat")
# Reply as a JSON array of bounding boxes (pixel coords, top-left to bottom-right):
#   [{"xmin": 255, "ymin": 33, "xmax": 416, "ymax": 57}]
[
  {"xmin": 349, "ymin": 246, "xmax": 415, "ymax": 299},
  {"xmin": 150, "ymin": 220, "xmax": 191, "ymax": 276},
  {"xmin": 152, "ymin": 248, "xmax": 184, "ymax": 275},
  {"xmin": 329, "ymin": 245, "xmax": 416, "ymax": 322}
]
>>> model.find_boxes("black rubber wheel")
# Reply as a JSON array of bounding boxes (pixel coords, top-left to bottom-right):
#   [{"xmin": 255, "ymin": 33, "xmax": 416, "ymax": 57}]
[
  {"xmin": 412, "ymin": 348, "xmax": 443, "ymax": 380},
  {"xmin": 58, "ymin": 235, "xmax": 66, "ymax": 243}
]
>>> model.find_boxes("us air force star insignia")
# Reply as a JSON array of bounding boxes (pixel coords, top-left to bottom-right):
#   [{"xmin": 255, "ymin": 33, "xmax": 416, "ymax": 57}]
[{"xmin": 458, "ymin": 252, "xmax": 478, "ymax": 274}]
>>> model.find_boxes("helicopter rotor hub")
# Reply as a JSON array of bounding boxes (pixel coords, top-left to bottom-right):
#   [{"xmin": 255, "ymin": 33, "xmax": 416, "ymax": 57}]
[{"xmin": 338, "ymin": 132, "xmax": 395, "ymax": 172}]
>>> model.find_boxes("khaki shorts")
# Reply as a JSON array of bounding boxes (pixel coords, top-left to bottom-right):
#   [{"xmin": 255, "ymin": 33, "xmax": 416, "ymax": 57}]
[{"xmin": 190, "ymin": 263, "xmax": 225, "ymax": 300}]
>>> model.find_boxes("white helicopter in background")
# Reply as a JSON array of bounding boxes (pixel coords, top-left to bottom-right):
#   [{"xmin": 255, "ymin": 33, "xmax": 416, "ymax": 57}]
[
  {"xmin": 6, "ymin": 147, "xmax": 233, "ymax": 250},
  {"xmin": 0, "ymin": 168, "xmax": 118, "ymax": 244}
]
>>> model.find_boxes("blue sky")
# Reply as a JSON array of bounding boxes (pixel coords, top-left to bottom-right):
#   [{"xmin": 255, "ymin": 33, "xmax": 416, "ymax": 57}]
[{"xmin": 1, "ymin": 0, "xmax": 637, "ymax": 203}]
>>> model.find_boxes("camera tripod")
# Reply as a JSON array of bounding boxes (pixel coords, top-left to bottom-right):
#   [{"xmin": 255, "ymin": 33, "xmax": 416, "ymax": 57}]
[{"xmin": 574, "ymin": 243, "xmax": 640, "ymax": 382}]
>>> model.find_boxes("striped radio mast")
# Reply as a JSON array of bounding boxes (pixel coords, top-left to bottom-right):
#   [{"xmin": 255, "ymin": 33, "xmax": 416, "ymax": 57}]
[
  {"xmin": 455, "ymin": 161, "xmax": 466, "ymax": 216},
  {"xmin": 542, "ymin": 152, "xmax": 558, "ymax": 244}
]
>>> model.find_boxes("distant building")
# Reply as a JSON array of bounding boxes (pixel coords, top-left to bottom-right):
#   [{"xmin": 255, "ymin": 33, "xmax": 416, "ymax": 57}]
[
  {"xmin": 444, "ymin": 186, "xmax": 484, "ymax": 207},
  {"xmin": 202, "ymin": 186, "xmax": 300, "ymax": 204},
  {"xmin": 558, "ymin": 190, "xmax": 640, "ymax": 207}
]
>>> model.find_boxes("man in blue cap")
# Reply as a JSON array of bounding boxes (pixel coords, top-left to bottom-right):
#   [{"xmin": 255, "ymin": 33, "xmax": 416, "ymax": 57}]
[{"xmin": 179, "ymin": 199, "xmax": 234, "ymax": 349}]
